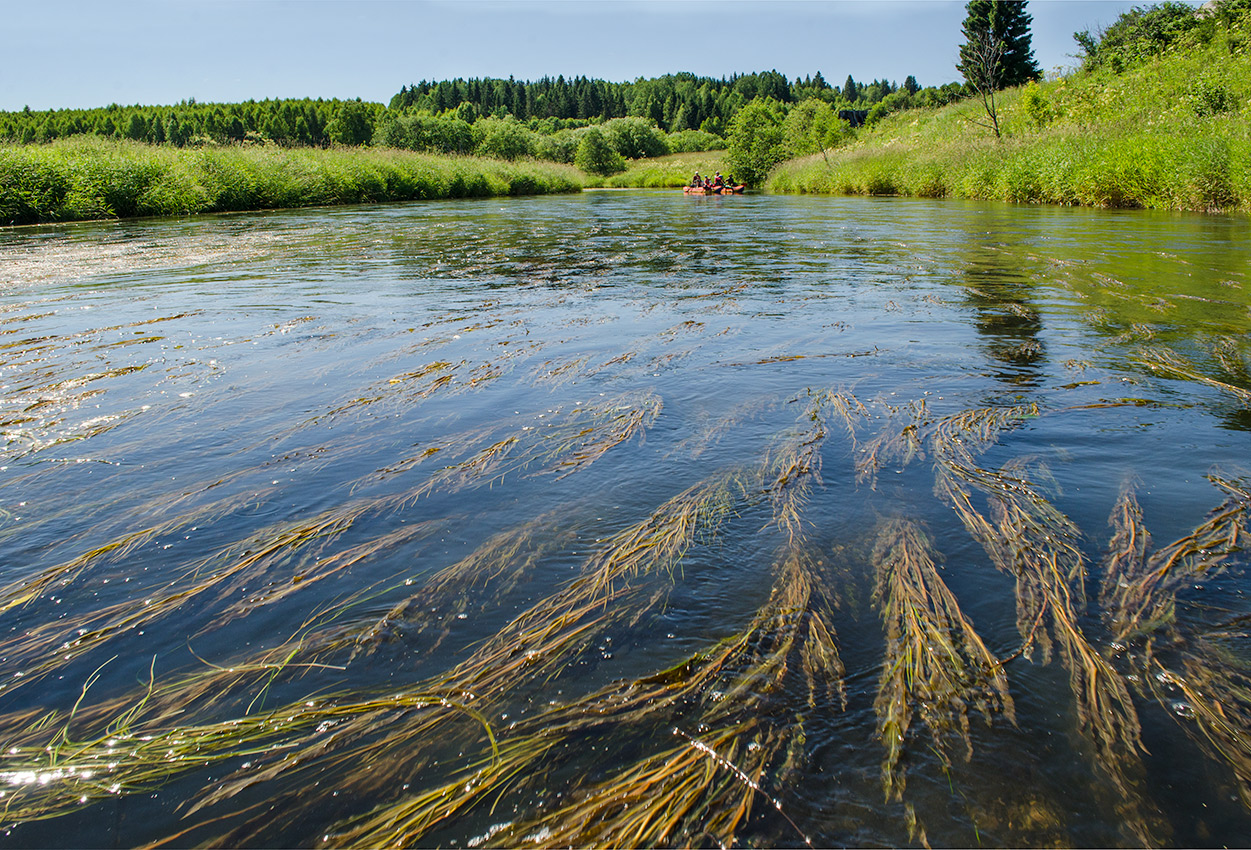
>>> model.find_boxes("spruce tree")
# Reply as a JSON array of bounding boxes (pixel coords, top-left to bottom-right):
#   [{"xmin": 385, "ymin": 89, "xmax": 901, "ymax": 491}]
[{"xmin": 958, "ymin": 0, "xmax": 1042, "ymax": 90}]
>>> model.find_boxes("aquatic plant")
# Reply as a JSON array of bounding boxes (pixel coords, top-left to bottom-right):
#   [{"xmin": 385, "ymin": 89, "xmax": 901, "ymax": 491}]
[
  {"xmin": 929, "ymin": 414, "xmax": 1159, "ymax": 843},
  {"xmin": 1100, "ymin": 474, "xmax": 1251, "ymax": 809},
  {"xmin": 871, "ymin": 516, "xmax": 1012, "ymax": 801}
]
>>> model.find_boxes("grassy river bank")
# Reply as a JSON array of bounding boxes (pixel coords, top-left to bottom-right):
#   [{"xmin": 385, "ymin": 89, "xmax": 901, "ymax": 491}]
[
  {"xmin": 0, "ymin": 137, "xmax": 583, "ymax": 226},
  {"xmin": 768, "ymin": 16, "xmax": 1251, "ymax": 213}
]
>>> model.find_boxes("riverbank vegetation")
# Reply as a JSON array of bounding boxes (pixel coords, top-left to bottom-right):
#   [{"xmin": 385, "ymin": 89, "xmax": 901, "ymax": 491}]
[
  {"xmin": 767, "ymin": 0, "xmax": 1251, "ymax": 213},
  {"xmin": 0, "ymin": 138, "xmax": 581, "ymax": 225},
  {"xmin": 6, "ymin": 3, "xmax": 1248, "ymax": 219},
  {"xmin": 0, "ymin": 69, "xmax": 954, "ymax": 213}
]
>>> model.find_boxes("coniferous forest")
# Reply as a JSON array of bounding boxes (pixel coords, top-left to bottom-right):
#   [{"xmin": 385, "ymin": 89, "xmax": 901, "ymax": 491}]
[{"xmin": 0, "ymin": 70, "xmax": 956, "ymax": 151}]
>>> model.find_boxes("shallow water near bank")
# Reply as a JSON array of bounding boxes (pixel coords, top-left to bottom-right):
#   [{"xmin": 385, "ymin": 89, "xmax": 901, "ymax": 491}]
[{"xmin": 1, "ymin": 191, "xmax": 1249, "ymax": 847}]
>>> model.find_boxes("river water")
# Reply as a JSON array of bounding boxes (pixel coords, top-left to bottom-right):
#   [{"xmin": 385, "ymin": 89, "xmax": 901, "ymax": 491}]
[{"xmin": 1, "ymin": 191, "xmax": 1249, "ymax": 847}]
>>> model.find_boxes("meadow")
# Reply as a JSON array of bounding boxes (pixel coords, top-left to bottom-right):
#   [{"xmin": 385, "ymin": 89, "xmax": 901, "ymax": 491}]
[
  {"xmin": 0, "ymin": 137, "xmax": 582, "ymax": 226},
  {"xmin": 769, "ymin": 22, "xmax": 1251, "ymax": 213}
]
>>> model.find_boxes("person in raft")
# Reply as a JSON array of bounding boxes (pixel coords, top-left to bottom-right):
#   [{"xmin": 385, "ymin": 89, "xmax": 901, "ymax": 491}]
[
  {"xmin": 713, "ymin": 172, "xmax": 724, "ymax": 188},
  {"xmin": 690, "ymin": 172, "xmax": 702, "ymax": 187}
]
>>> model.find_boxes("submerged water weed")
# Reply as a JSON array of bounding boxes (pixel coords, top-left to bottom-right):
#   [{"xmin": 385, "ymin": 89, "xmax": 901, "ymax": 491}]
[
  {"xmin": 0, "ymin": 499, "xmax": 381, "ymax": 700},
  {"xmin": 1101, "ymin": 474, "xmax": 1251, "ymax": 808},
  {"xmin": 189, "ymin": 396, "xmax": 845, "ymax": 847},
  {"xmin": 534, "ymin": 390, "xmax": 663, "ymax": 479},
  {"xmin": 15, "ymin": 471, "xmax": 735, "ymax": 846},
  {"xmin": 363, "ymin": 391, "xmax": 661, "ymax": 492},
  {"xmin": 1104, "ymin": 473, "xmax": 1250, "ymax": 645},
  {"xmin": 762, "ymin": 390, "xmax": 836, "ymax": 544},
  {"xmin": 933, "ymin": 442, "xmax": 1156, "ymax": 843},
  {"xmin": 670, "ymin": 394, "xmax": 779, "ymax": 460},
  {"xmin": 1147, "ymin": 631, "xmax": 1251, "ymax": 809},
  {"xmin": 348, "ymin": 511, "xmax": 577, "ymax": 658},
  {"xmin": 0, "ymin": 679, "xmax": 491, "ymax": 827},
  {"xmin": 0, "ymin": 394, "xmax": 669, "ymax": 712},
  {"xmin": 0, "ymin": 394, "xmax": 848, "ymax": 848},
  {"xmin": 872, "ymin": 517, "xmax": 1013, "ymax": 802},
  {"xmin": 1213, "ymin": 336, "xmax": 1251, "ymax": 388},
  {"xmin": 0, "ymin": 488, "xmax": 264, "ymax": 619},
  {"xmin": 854, "ymin": 397, "xmax": 932, "ymax": 489},
  {"xmin": 318, "ymin": 540, "xmax": 839, "ymax": 850},
  {"xmin": 205, "ymin": 519, "xmax": 450, "ymax": 630},
  {"xmin": 1137, "ymin": 346, "xmax": 1251, "ymax": 406}
]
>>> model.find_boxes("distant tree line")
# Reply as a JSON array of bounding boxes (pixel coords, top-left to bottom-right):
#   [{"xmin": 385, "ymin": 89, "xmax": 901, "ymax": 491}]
[
  {"xmin": 388, "ymin": 70, "xmax": 956, "ymax": 136},
  {"xmin": 0, "ymin": 97, "xmax": 382, "ymax": 147}
]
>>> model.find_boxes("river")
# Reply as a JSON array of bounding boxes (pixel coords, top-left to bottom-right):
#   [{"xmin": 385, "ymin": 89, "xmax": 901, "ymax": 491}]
[{"xmin": 1, "ymin": 190, "xmax": 1249, "ymax": 847}]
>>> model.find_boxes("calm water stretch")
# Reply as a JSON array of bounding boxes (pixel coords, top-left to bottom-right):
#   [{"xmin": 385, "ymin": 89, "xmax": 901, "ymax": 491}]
[{"xmin": 1, "ymin": 191, "xmax": 1249, "ymax": 848}]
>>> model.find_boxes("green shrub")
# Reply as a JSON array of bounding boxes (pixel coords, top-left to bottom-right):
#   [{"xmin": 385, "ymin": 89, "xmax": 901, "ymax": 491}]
[
  {"xmin": 574, "ymin": 128, "xmax": 626, "ymax": 175},
  {"xmin": 474, "ymin": 117, "xmax": 535, "ymax": 160},
  {"xmin": 325, "ymin": 101, "xmax": 377, "ymax": 146},
  {"xmin": 535, "ymin": 130, "xmax": 582, "ymax": 164},
  {"xmin": 665, "ymin": 129, "xmax": 725, "ymax": 153},
  {"xmin": 782, "ymin": 99, "xmax": 852, "ymax": 157},
  {"xmin": 374, "ymin": 114, "xmax": 476, "ymax": 154},
  {"xmin": 1076, "ymin": 1, "xmax": 1211, "ymax": 72},
  {"xmin": 1188, "ymin": 77, "xmax": 1237, "ymax": 116},
  {"xmin": 602, "ymin": 117, "xmax": 669, "ymax": 159},
  {"xmin": 1020, "ymin": 81, "xmax": 1054, "ymax": 128},
  {"xmin": 726, "ymin": 98, "xmax": 786, "ymax": 187}
]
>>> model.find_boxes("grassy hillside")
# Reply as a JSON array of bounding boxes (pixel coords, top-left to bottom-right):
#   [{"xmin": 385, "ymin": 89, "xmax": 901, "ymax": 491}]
[
  {"xmin": 769, "ymin": 13, "xmax": 1251, "ymax": 213},
  {"xmin": 0, "ymin": 137, "xmax": 583, "ymax": 226}
]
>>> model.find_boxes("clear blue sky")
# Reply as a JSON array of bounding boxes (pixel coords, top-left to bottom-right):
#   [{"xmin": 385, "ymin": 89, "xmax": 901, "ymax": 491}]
[{"xmin": 1, "ymin": 0, "xmax": 1191, "ymax": 112}]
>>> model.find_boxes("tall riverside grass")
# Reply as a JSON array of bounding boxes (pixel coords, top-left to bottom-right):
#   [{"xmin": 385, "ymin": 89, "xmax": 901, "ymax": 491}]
[
  {"xmin": 0, "ymin": 137, "xmax": 583, "ymax": 225},
  {"xmin": 769, "ymin": 30, "xmax": 1251, "ymax": 213}
]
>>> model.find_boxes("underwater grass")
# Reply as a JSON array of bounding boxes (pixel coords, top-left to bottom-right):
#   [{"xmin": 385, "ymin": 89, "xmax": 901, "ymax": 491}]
[
  {"xmin": 872, "ymin": 517, "xmax": 1013, "ymax": 802},
  {"xmin": 1137, "ymin": 346, "xmax": 1251, "ymax": 406},
  {"xmin": 1101, "ymin": 473, "xmax": 1251, "ymax": 808},
  {"xmin": 929, "ymin": 413, "xmax": 1158, "ymax": 844},
  {"xmin": 0, "ymin": 394, "xmax": 849, "ymax": 847},
  {"xmin": 309, "ymin": 536, "xmax": 839, "ymax": 850},
  {"xmin": 0, "ymin": 388, "xmax": 671, "ymax": 707},
  {"xmin": 5, "ymin": 364, "xmax": 1251, "ymax": 847},
  {"xmin": 1104, "ymin": 473, "xmax": 1249, "ymax": 645}
]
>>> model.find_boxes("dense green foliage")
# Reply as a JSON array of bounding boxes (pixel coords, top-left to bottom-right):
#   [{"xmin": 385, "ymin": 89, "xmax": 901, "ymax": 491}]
[
  {"xmin": 0, "ymin": 70, "xmax": 937, "ymax": 153},
  {"xmin": 574, "ymin": 127, "xmax": 626, "ymax": 175},
  {"xmin": 716, "ymin": 79, "xmax": 964, "ymax": 187},
  {"xmin": 726, "ymin": 99, "xmax": 787, "ymax": 186},
  {"xmin": 0, "ymin": 70, "xmax": 960, "ymax": 185},
  {"xmin": 769, "ymin": 1, "xmax": 1251, "ymax": 213},
  {"xmin": 1075, "ymin": 0, "xmax": 1251, "ymax": 71},
  {"xmin": 958, "ymin": 1, "xmax": 1042, "ymax": 90},
  {"xmin": 0, "ymin": 137, "xmax": 581, "ymax": 226}
]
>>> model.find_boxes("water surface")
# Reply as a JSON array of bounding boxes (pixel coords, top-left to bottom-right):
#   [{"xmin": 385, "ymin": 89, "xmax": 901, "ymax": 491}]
[{"xmin": 1, "ymin": 191, "xmax": 1249, "ymax": 847}]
